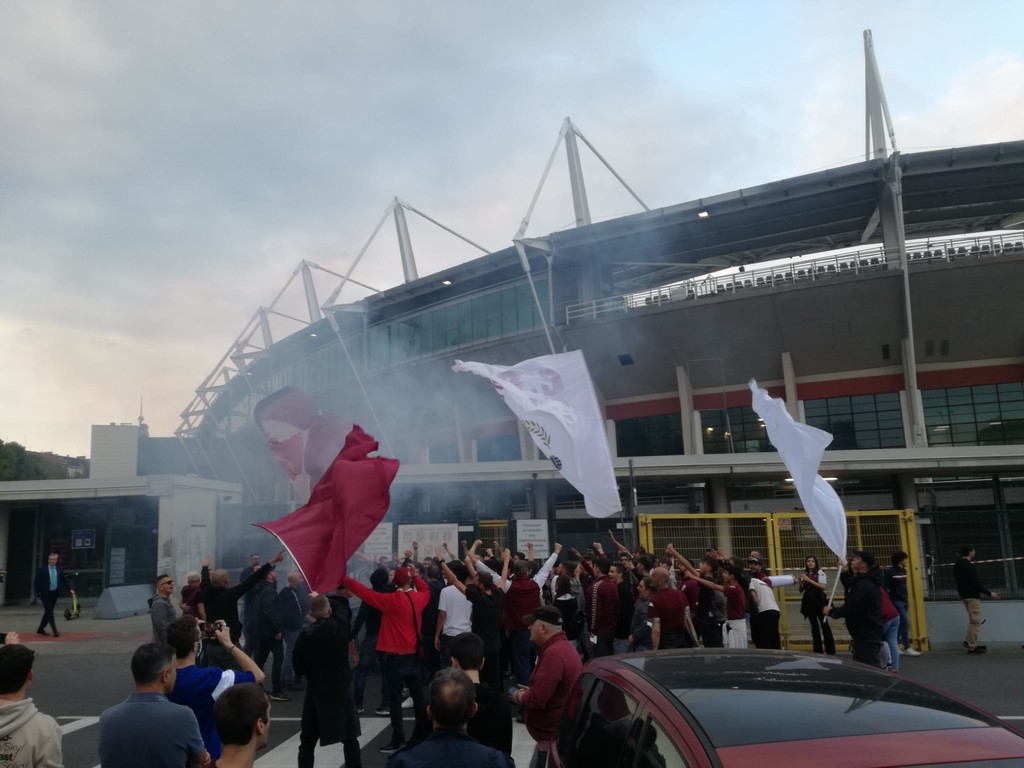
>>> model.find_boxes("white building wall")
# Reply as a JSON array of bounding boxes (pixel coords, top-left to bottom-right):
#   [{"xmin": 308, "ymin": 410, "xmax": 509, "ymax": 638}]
[
  {"xmin": 156, "ymin": 485, "xmax": 223, "ymax": 588},
  {"xmin": 90, "ymin": 425, "xmax": 139, "ymax": 479}
]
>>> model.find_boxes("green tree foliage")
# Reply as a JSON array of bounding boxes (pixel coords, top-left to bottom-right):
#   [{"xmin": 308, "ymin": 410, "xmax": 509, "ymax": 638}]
[{"xmin": 0, "ymin": 440, "xmax": 68, "ymax": 481}]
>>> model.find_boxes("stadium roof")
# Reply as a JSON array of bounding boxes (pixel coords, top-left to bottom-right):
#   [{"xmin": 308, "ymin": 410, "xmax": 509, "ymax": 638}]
[{"xmin": 543, "ymin": 141, "xmax": 1024, "ymax": 292}]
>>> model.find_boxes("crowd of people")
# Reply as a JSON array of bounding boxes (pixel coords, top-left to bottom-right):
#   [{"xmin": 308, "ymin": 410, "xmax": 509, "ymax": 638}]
[{"xmin": 3, "ymin": 534, "xmax": 1000, "ymax": 767}]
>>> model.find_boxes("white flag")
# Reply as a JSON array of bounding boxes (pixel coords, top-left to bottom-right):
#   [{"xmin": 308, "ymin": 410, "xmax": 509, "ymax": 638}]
[
  {"xmin": 453, "ymin": 351, "xmax": 622, "ymax": 518},
  {"xmin": 749, "ymin": 379, "xmax": 848, "ymax": 562}
]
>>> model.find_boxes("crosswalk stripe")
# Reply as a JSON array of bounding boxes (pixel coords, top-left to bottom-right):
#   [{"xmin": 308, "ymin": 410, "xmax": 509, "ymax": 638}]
[{"xmin": 60, "ymin": 717, "xmax": 99, "ymax": 735}]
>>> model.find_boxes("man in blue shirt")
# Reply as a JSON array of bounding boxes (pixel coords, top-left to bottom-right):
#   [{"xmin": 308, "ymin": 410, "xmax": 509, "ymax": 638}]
[
  {"xmin": 166, "ymin": 616, "xmax": 264, "ymax": 763},
  {"xmin": 98, "ymin": 642, "xmax": 208, "ymax": 768}
]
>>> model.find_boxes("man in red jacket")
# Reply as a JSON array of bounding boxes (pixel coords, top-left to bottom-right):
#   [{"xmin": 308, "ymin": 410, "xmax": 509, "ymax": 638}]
[
  {"xmin": 341, "ymin": 566, "xmax": 429, "ymax": 754},
  {"xmin": 511, "ymin": 606, "xmax": 583, "ymax": 768}
]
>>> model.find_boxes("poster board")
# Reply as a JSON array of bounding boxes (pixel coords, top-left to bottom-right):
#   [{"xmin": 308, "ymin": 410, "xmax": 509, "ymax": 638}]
[
  {"xmin": 360, "ymin": 523, "xmax": 394, "ymax": 562},
  {"xmin": 397, "ymin": 523, "xmax": 460, "ymax": 560},
  {"xmin": 516, "ymin": 520, "xmax": 550, "ymax": 560}
]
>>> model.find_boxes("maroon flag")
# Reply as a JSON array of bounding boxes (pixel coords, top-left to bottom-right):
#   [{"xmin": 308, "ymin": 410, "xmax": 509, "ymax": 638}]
[
  {"xmin": 254, "ymin": 386, "xmax": 354, "ymax": 503},
  {"xmin": 255, "ymin": 425, "xmax": 399, "ymax": 593}
]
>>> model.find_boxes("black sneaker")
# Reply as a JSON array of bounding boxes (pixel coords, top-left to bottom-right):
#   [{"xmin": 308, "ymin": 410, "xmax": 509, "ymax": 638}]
[
  {"xmin": 967, "ymin": 646, "xmax": 988, "ymax": 654},
  {"xmin": 268, "ymin": 691, "xmax": 291, "ymax": 701},
  {"xmin": 356, "ymin": 706, "xmax": 364, "ymax": 714},
  {"xmin": 373, "ymin": 706, "xmax": 390, "ymax": 717},
  {"xmin": 378, "ymin": 741, "xmax": 405, "ymax": 754}
]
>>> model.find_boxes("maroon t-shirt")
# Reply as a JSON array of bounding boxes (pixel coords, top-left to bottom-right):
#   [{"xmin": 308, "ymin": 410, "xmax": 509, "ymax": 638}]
[
  {"xmin": 647, "ymin": 586, "xmax": 689, "ymax": 632},
  {"xmin": 723, "ymin": 584, "xmax": 746, "ymax": 619}
]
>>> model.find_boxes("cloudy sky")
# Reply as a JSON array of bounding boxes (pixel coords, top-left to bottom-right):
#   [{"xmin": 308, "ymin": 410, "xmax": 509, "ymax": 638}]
[{"xmin": 2, "ymin": 2, "xmax": 1023, "ymax": 458}]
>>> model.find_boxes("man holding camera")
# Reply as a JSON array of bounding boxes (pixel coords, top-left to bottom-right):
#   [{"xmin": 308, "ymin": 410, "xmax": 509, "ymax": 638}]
[{"xmin": 166, "ymin": 616, "xmax": 265, "ymax": 765}]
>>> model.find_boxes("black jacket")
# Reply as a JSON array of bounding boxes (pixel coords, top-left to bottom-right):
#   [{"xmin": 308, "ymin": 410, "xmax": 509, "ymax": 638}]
[
  {"xmin": 200, "ymin": 562, "xmax": 274, "ymax": 643},
  {"xmin": 953, "ymin": 558, "xmax": 992, "ymax": 599},
  {"xmin": 293, "ymin": 597, "xmax": 355, "ymax": 746},
  {"xmin": 254, "ymin": 581, "xmax": 284, "ymax": 637},
  {"xmin": 830, "ymin": 568, "xmax": 883, "ymax": 642}
]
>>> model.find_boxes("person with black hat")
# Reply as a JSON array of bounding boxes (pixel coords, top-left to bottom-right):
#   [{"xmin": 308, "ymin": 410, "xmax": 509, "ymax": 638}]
[
  {"xmin": 823, "ymin": 551, "xmax": 883, "ymax": 667},
  {"xmin": 510, "ymin": 605, "xmax": 583, "ymax": 768}
]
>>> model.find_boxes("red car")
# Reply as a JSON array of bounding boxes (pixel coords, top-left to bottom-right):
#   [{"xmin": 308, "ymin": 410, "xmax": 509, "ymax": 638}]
[{"xmin": 551, "ymin": 650, "xmax": 1024, "ymax": 768}]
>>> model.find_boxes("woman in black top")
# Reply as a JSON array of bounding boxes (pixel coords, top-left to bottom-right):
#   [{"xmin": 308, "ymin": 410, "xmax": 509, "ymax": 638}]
[{"xmin": 799, "ymin": 555, "xmax": 835, "ymax": 655}]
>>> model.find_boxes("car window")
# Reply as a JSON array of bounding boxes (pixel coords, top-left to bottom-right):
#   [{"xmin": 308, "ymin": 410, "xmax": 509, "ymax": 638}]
[
  {"xmin": 562, "ymin": 678, "xmax": 639, "ymax": 768},
  {"xmin": 635, "ymin": 717, "xmax": 691, "ymax": 768}
]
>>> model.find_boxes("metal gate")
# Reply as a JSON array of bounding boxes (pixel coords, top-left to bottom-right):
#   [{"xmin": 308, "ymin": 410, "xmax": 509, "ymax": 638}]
[
  {"xmin": 638, "ymin": 509, "xmax": 928, "ymax": 652},
  {"xmin": 478, "ymin": 519, "xmax": 510, "ymax": 553}
]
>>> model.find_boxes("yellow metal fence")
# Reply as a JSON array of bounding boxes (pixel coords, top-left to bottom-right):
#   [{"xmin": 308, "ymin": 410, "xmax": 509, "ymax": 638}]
[{"xmin": 638, "ymin": 510, "xmax": 929, "ymax": 652}]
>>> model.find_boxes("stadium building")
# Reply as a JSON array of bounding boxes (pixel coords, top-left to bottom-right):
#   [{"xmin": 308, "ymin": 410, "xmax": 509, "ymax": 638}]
[{"xmin": 3, "ymin": 33, "xmax": 1021, "ymax": 646}]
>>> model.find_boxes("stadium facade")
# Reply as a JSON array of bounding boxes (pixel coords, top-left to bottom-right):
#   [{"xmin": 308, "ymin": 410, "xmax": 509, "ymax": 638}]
[
  {"xmin": 2, "ymin": 33, "xmax": 1020, "ymax": 646},
  {"xmin": 170, "ymin": 36, "xmax": 1024, "ymax": 649}
]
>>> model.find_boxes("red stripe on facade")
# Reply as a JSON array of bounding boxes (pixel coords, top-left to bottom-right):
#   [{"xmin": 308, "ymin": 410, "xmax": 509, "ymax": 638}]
[
  {"xmin": 917, "ymin": 364, "xmax": 1024, "ymax": 390},
  {"xmin": 606, "ymin": 398, "xmax": 681, "ymax": 420},
  {"xmin": 692, "ymin": 387, "xmax": 783, "ymax": 410},
  {"xmin": 797, "ymin": 374, "xmax": 905, "ymax": 400}
]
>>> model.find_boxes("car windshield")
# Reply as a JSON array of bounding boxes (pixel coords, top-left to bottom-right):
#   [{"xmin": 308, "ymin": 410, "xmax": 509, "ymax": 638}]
[{"xmin": 622, "ymin": 652, "xmax": 1000, "ymax": 748}]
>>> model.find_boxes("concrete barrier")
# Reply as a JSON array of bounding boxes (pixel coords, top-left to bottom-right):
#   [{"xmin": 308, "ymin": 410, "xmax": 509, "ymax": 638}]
[{"xmin": 94, "ymin": 585, "xmax": 154, "ymax": 620}]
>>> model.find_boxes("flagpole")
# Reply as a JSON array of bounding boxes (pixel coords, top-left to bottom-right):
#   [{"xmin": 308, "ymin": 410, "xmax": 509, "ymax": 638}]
[
  {"xmin": 824, "ymin": 565, "xmax": 844, "ymax": 623},
  {"xmin": 514, "ymin": 241, "xmax": 557, "ymax": 355}
]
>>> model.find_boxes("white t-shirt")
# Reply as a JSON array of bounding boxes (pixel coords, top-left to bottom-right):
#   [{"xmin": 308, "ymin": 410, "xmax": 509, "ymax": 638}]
[
  {"xmin": 749, "ymin": 577, "xmax": 780, "ymax": 613},
  {"xmin": 438, "ymin": 584, "xmax": 473, "ymax": 636}
]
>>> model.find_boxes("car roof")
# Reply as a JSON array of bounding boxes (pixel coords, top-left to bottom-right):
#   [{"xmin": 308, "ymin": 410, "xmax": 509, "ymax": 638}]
[{"xmin": 597, "ymin": 650, "xmax": 1020, "ymax": 751}]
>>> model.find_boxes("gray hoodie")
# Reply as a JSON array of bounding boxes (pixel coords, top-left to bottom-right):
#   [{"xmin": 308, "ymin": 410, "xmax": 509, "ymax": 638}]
[{"xmin": 0, "ymin": 697, "xmax": 63, "ymax": 767}]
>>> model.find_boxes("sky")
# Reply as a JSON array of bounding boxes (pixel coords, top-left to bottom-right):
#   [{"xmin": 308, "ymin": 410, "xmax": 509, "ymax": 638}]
[{"xmin": 2, "ymin": 2, "xmax": 1023, "ymax": 458}]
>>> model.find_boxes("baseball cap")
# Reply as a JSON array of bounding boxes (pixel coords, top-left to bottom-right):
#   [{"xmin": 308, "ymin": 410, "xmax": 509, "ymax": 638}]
[
  {"xmin": 393, "ymin": 566, "xmax": 413, "ymax": 587},
  {"xmin": 523, "ymin": 605, "xmax": 563, "ymax": 626}
]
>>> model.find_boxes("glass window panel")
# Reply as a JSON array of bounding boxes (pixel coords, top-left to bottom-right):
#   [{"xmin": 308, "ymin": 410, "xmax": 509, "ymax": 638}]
[
  {"xmin": 485, "ymin": 292, "xmax": 501, "ymax": 338},
  {"xmin": 500, "ymin": 288, "xmax": 517, "ymax": 335},
  {"xmin": 429, "ymin": 443, "xmax": 460, "ymax": 464},
  {"xmin": 432, "ymin": 308, "xmax": 446, "ymax": 352},
  {"xmin": 997, "ymin": 382, "xmax": 1023, "ymax": 400},
  {"xmin": 471, "ymin": 296, "xmax": 487, "ymax": 341},
  {"xmin": 445, "ymin": 304, "xmax": 459, "ymax": 348},
  {"xmin": 516, "ymin": 284, "xmax": 534, "ymax": 331},
  {"xmin": 457, "ymin": 301, "xmax": 472, "ymax": 345},
  {"xmin": 477, "ymin": 434, "xmax": 522, "ymax": 462}
]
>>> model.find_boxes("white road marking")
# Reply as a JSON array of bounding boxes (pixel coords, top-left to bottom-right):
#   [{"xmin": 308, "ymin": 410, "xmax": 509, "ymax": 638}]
[{"xmin": 59, "ymin": 717, "xmax": 99, "ymax": 735}]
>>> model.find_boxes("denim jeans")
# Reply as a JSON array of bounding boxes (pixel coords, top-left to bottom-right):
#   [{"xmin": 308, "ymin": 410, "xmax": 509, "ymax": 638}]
[
  {"xmin": 881, "ymin": 617, "xmax": 900, "ymax": 671},
  {"xmin": 893, "ymin": 599, "xmax": 911, "ymax": 649}
]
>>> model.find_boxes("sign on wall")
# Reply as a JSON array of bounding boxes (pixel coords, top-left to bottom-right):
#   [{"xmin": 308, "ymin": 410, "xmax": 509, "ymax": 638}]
[
  {"xmin": 516, "ymin": 520, "xmax": 550, "ymax": 560},
  {"xmin": 360, "ymin": 523, "xmax": 394, "ymax": 562},
  {"xmin": 397, "ymin": 524, "xmax": 460, "ymax": 560},
  {"xmin": 71, "ymin": 529, "xmax": 96, "ymax": 549}
]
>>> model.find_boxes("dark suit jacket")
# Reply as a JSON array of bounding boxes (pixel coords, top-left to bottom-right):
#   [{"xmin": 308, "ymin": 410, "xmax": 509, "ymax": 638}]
[{"xmin": 34, "ymin": 565, "xmax": 71, "ymax": 597}]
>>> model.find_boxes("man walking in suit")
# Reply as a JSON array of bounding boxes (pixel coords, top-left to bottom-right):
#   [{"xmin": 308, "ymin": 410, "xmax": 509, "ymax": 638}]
[{"xmin": 34, "ymin": 553, "xmax": 74, "ymax": 637}]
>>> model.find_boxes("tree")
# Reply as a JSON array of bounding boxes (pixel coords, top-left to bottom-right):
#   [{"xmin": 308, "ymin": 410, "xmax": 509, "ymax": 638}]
[{"xmin": 0, "ymin": 440, "xmax": 68, "ymax": 481}]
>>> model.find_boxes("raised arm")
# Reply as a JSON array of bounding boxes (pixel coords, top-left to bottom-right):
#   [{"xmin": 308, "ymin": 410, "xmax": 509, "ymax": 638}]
[
  {"xmin": 213, "ymin": 623, "xmax": 266, "ymax": 685},
  {"xmin": 608, "ymin": 529, "xmax": 631, "ymax": 555},
  {"xmin": 665, "ymin": 543, "xmax": 696, "ymax": 571},
  {"xmin": 498, "ymin": 549, "xmax": 511, "ymax": 591},
  {"xmin": 437, "ymin": 548, "xmax": 468, "ymax": 595},
  {"xmin": 533, "ymin": 544, "xmax": 562, "ymax": 587}
]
